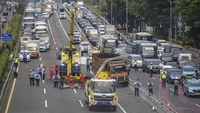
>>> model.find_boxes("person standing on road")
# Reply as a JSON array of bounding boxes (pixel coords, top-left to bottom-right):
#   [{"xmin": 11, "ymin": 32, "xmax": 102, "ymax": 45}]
[
  {"xmin": 34, "ymin": 72, "xmax": 41, "ymax": 86},
  {"xmin": 80, "ymin": 74, "xmax": 86, "ymax": 89},
  {"xmin": 59, "ymin": 75, "xmax": 65, "ymax": 89},
  {"xmin": 14, "ymin": 57, "xmax": 19, "ymax": 68},
  {"xmin": 22, "ymin": 51, "xmax": 27, "ymax": 64},
  {"xmin": 37, "ymin": 65, "xmax": 42, "ymax": 77},
  {"xmin": 174, "ymin": 80, "xmax": 179, "ymax": 95},
  {"xmin": 53, "ymin": 73, "xmax": 59, "ymax": 88},
  {"xmin": 134, "ymin": 79, "xmax": 141, "ymax": 96},
  {"xmin": 13, "ymin": 66, "xmax": 18, "ymax": 78},
  {"xmin": 161, "ymin": 72, "xmax": 167, "ymax": 88},
  {"xmin": 55, "ymin": 64, "xmax": 59, "ymax": 74},
  {"xmin": 148, "ymin": 63, "xmax": 153, "ymax": 77},
  {"xmin": 29, "ymin": 69, "xmax": 35, "ymax": 85},
  {"xmin": 86, "ymin": 58, "xmax": 90, "ymax": 72},
  {"xmin": 147, "ymin": 80, "xmax": 153, "ymax": 96},
  {"xmin": 49, "ymin": 66, "xmax": 54, "ymax": 80},
  {"xmin": 133, "ymin": 60, "xmax": 138, "ymax": 72}
]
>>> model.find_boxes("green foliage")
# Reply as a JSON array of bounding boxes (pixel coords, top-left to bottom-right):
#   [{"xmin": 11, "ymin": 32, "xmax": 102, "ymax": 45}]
[{"xmin": 0, "ymin": 49, "xmax": 10, "ymax": 82}]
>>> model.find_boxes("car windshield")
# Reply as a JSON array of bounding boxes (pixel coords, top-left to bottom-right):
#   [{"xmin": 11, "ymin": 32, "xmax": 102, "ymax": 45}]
[
  {"xmin": 104, "ymin": 40, "xmax": 116, "ymax": 48},
  {"xmin": 91, "ymin": 81, "xmax": 116, "ymax": 93},
  {"xmin": 170, "ymin": 70, "xmax": 181, "ymax": 75},
  {"xmin": 147, "ymin": 60, "xmax": 161, "ymax": 65},
  {"xmin": 132, "ymin": 56, "xmax": 142, "ymax": 60},
  {"xmin": 183, "ymin": 67, "xmax": 195, "ymax": 72},
  {"xmin": 81, "ymin": 43, "xmax": 89, "ymax": 46},
  {"xmin": 189, "ymin": 82, "xmax": 200, "ymax": 87}
]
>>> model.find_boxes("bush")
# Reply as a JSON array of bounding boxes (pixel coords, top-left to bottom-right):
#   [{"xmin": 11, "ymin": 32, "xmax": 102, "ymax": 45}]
[{"xmin": 0, "ymin": 49, "xmax": 10, "ymax": 83}]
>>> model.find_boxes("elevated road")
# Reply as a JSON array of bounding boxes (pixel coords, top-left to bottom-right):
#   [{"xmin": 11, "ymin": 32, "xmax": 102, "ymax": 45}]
[{"xmin": 4, "ymin": 9, "xmax": 155, "ymax": 113}]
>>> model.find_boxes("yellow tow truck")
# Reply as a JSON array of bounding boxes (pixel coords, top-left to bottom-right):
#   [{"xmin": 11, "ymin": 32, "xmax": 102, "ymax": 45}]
[{"xmin": 85, "ymin": 57, "xmax": 119, "ymax": 111}]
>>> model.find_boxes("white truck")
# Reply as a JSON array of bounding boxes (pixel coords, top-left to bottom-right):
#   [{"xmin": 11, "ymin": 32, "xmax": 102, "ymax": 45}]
[
  {"xmin": 178, "ymin": 53, "xmax": 192, "ymax": 67},
  {"xmin": 26, "ymin": 40, "xmax": 40, "ymax": 58},
  {"xmin": 105, "ymin": 25, "xmax": 116, "ymax": 35}
]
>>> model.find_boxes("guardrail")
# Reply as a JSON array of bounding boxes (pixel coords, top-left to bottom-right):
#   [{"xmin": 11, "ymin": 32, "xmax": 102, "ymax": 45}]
[{"xmin": 129, "ymin": 79, "xmax": 177, "ymax": 113}]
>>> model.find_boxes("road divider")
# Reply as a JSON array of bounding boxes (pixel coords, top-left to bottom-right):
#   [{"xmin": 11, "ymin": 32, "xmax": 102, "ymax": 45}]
[
  {"xmin": 54, "ymin": 10, "xmax": 70, "ymax": 40},
  {"xmin": 45, "ymin": 99, "xmax": 48, "ymax": 108},
  {"xmin": 47, "ymin": 20, "xmax": 57, "ymax": 45},
  {"xmin": 79, "ymin": 100, "xmax": 84, "ymax": 108},
  {"xmin": 117, "ymin": 103, "xmax": 127, "ymax": 113}
]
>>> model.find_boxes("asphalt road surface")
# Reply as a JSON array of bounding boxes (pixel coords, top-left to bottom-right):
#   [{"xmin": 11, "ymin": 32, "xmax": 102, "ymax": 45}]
[{"xmin": 5, "ymin": 9, "xmax": 155, "ymax": 113}]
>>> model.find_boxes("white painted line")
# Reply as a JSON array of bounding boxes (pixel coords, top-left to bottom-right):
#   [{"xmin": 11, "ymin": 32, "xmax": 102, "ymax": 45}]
[
  {"xmin": 45, "ymin": 100, "xmax": 48, "ymax": 108},
  {"xmin": 170, "ymin": 88, "xmax": 174, "ymax": 92},
  {"xmin": 79, "ymin": 100, "xmax": 84, "ymax": 107},
  {"xmin": 195, "ymin": 103, "xmax": 200, "ymax": 108},
  {"xmin": 117, "ymin": 103, "xmax": 127, "ymax": 113},
  {"xmin": 73, "ymin": 89, "xmax": 77, "ymax": 94},
  {"xmin": 54, "ymin": 10, "xmax": 70, "ymax": 40},
  {"xmin": 152, "ymin": 77, "xmax": 156, "ymax": 79},
  {"xmin": 43, "ymin": 80, "xmax": 45, "ymax": 84},
  {"xmin": 47, "ymin": 19, "xmax": 57, "ymax": 45},
  {"xmin": 90, "ymin": 71, "xmax": 94, "ymax": 75},
  {"xmin": 44, "ymin": 88, "xmax": 46, "ymax": 94}
]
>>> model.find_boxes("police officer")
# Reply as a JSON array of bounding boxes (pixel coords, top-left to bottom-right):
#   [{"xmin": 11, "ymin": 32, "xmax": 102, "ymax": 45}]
[
  {"xmin": 134, "ymin": 79, "xmax": 141, "ymax": 96},
  {"xmin": 29, "ymin": 69, "xmax": 35, "ymax": 85},
  {"xmin": 149, "ymin": 62, "xmax": 153, "ymax": 77},
  {"xmin": 174, "ymin": 80, "xmax": 179, "ymax": 95},
  {"xmin": 133, "ymin": 60, "xmax": 138, "ymax": 71},
  {"xmin": 34, "ymin": 72, "xmax": 41, "ymax": 86},
  {"xmin": 13, "ymin": 66, "xmax": 18, "ymax": 78},
  {"xmin": 53, "ymin": 73, "xmax": 59, "ymax": 88},
  {"xmin": 147, "ymin": 80, "xmax": 153, "ymax": 96},
  {"xmin": 59, "ymin": 75, "xmax": 64, "ymax": 89},
  {"xmin": 22, "ymin": 51, "xmax": 27, "ymax": 63},
  {"xmin": 161, "ymin": 72, "xmax": 167, "ymax": 88},
  {"xmin": 14, "ymin": 57, "xmax": 19, "ymax": 68}
]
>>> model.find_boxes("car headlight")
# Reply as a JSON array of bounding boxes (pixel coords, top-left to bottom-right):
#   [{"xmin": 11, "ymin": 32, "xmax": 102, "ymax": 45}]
[{"xmin": 170, "ymin": 75, "xmax": 174, "ymax": 79}]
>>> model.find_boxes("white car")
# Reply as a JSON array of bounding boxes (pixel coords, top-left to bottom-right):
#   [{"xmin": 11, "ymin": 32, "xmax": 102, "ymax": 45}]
[
  {"xmin": 19, "ymin": 50, "xmax": 31, "ymax": 62},
  {"xmin": 80, "ymin": 41, "xmax": 90, "ymax": 56},
  {"xmin": 160, "ymin": 65, "xmax": 173, "ymax": 76},
  {"xmin": 127, "ymin": 54, "xmax": 143, "ymax": 68}
]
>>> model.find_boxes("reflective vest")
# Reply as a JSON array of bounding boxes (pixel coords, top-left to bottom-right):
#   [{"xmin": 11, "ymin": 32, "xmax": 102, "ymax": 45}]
[
  {"xmin": 133, "ymin": 60, "xmax": 138, "ymax": 65},
  {"xmin": 161, "ymin": 73, "xmax": 167, "ymax": 79},
  {"xmin": 15, "ymin": 58, "xmax": 19, "ymax": 64}
]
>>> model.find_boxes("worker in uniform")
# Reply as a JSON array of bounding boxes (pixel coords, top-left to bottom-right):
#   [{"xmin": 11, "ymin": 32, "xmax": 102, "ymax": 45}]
[
  {"xmin": 148, "ymin": 63, "xmax": 153, "ymax": 77},
  {"xmin": 147, "ymin": 80, "xmax": 153, "ymax": 96},
  {"xmin": 80, "ymin": 74, "xmax": 86, "ymax": 89},
  {"xmin": 22, "ymin": 51, "xmax": 27, "ymax": 63},
  {"xmin": 59, "ymin": 75, "xmax": 65, "ymax": 89},
  {"xmin": 161, "ymin": 72, "xmax": 167, "ymax": 88},
  {"xmin": 86, "ymin": 58, "xmax": 90, "ymax": 72},
  {"xmin": 133, "ymin": 60, "xmax": 138, "ymax": 71},
  {"xmin": 37, "ymin": 65, "xmax": 42, "ymax": 77},
  {"xmin": 13, "ymin": 66, "xmax": 18, "ymax": 78},
  {"xmin": 49, "ymin": 66, "xmax": 54, "ymax": 80},
  {"xmin": 174, "ymin": 80, "xmax": 179, "ymax": 95},
  {"xmin": 14, "ymin": 57, "xmax": 19, "ymax": 68},
  {"xmin": 53, "ymin": 73, "xmax": 59, "ymax": 88},
  {"xmin": 68, "ymin": 74, "xmax": 74, "ymax": 86},
  {"xmin": 29, "ymin": 69, "xmax": 35, "ymax": 85},
  {"xmin": 134, "ymin": 79, "xmax": 141, "ymax": 96},
  {"xmin": 34, "ymin": 72, "xmax": 41, "ymax": 86}
]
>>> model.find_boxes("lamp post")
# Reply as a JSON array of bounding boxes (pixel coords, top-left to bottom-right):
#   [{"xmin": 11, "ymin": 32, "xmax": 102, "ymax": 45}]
[
  {"xmin": 110, "ymin": 0, "xmax": 113, "ymax": 24},
  {"xmin": 169, "ymin": 0, "xmax": 172, "ymax": 41},
  {"xmin": 126, "ymin": 0, "xmax": 128, "ymax": 34}
]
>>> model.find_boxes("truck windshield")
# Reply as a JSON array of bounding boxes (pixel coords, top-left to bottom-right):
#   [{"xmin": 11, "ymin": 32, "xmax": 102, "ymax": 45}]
[
  {"xmin": 104, "ymin": 40, "xmax": 116, "ymax": 48},
  {"xmin": 91, "ymin": 81, "xmax": 116, "ymax": 93},
  {"xmin": 110, "ymin": 65, "xmax": 127, "ymax": 73}
]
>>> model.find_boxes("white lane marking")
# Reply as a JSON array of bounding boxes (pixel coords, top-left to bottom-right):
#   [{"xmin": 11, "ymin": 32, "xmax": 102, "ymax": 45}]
[
  {"xmin": 79, "ymin": 100, "xmax": 84, "ymax": 107},
  {"xmin": 152, "ymin": 77, "xmax": 156, "ymax": 79},
  {"xmin": 170, "ymin": 88, "xmax": 174, "ymax": 92},
  {"xmin": 47, "ymin": 19, "xmax": 57, "ymax": 45},
  {"xmin": 54, "ymin": 10, "xmax": 70, "ymax": 40},
  {"xmin": 90, "ymin": 71, "xmax": 94, "ymax": 75},
  {"xmin": 44, "ymin": 88, "xmax": 46, "ymax": 94},
  {"xmin": 117, "ymin": 103, "xmax": 127, "ymax": 113},
  {"xmin": 195, "ymin": 103, "xmax": 200, "ymax": 108},
  {"xmin": 43, "ymin": 80, "xmax": 45, "ymax": 84},
  {"xmin": 74, "ymin": 89, "xmax": 77, "ymax": 94},
  {"xmin": 45, "ymin": 100, "xmax": 48, "ymax": 108}
]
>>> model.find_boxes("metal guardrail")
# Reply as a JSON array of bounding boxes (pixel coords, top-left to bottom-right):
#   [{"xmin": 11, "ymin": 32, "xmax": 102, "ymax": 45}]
[{"xmin": 129, "ymin": 79, "xmax": 177, "ymax": 113}]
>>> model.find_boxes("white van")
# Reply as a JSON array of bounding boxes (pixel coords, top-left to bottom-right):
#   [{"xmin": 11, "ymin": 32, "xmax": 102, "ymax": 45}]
[
  {"xmin": 33, "ymin": 25, "xmax": 48, "ymax": 39},
  {"xmin": 23, "ymin": 16, "xmax": 34, "ymax": 27}
]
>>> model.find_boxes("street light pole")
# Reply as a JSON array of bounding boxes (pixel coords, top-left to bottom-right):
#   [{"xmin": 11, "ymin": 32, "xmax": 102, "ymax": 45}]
[
  {"xmin": 126, "ymin": 0, "xmax": 128, "ymax": 34},
  {"xmin": 110, "ymin": 0, "xmax": 113, "ymax": 25},
  {"xmin": 169, "ymin": 0, "xmax": 172, "ymax": 41}
]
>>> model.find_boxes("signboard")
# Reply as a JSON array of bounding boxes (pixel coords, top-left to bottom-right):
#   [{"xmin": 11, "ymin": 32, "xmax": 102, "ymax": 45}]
[{"xmin": 1, "ymin": 33, "xmax": 12, "ymax": 41}]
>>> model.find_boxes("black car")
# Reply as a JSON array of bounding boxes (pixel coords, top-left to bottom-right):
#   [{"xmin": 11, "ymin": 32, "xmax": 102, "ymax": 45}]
[{"xmin": 143, "ymin": 58, "xmax": 162, "ymax": 73}]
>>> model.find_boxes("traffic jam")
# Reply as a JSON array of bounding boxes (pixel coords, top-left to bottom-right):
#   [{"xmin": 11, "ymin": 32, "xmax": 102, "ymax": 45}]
[{"xmin": 14, "ymin": 0, "xmax": 200, "ymax": 112}]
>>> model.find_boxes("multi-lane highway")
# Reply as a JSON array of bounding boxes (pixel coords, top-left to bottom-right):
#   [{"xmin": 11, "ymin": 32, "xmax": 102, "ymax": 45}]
[{"xmin": 4, "ymin": 8, "xmax": 156, "ymax": 113}]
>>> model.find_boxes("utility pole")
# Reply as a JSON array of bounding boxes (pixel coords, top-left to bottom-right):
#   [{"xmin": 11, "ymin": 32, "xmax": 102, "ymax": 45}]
[
  {"xmin": 125, "ymin": 0, "xmax": 128, "ymax": 34},
  {"xmin": 110, "ymin": 0, "xmax": 113, "ymax": 25},
  {"xmin": 169, "ymin": 0, "xmax": 172, "ymax": 41}
]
